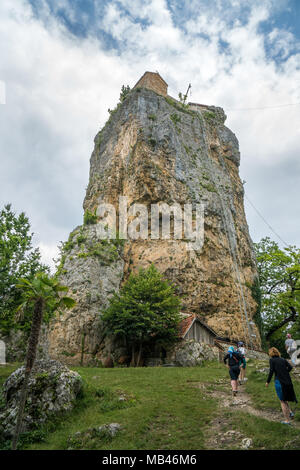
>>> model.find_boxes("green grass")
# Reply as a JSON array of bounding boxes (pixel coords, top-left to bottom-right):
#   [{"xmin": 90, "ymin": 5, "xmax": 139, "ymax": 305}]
[
  {"xmin": 230, "ymin": 411, "xmax": 300, "ymax": 450},
  {"xmin": 29, "ymin": 364, "xmax": 222, "ymax": 450},
  {"xmin": 245, "ymin": 363, "xmax": 300, "ymax": 420},
  {"xmin": 0, "ymin": 363, "xmax": 21, "ymax": 386},
  {"xmin": 1, "ymin": 363, "xmax": 222, "ymax": 450},
  {"xmin": 1, "ymin": 360, "xmax": 300, "ymax": 450}
]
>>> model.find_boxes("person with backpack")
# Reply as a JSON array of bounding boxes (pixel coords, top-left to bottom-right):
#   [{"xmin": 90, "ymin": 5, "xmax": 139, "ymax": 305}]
[
  {"xmin": 265, "ymin": 347, "xmax": 297, "ymax": 425},
  {"xmin": 237, "ymin": 341, "xmax": 247, "ymax": 384},
  {"xmin": 224, "ymin": 346, "xmax": 245, "ymax": 397},
  {"xmin": 285, "ymin": 334, "xmax": 297, "ymax": 365}
]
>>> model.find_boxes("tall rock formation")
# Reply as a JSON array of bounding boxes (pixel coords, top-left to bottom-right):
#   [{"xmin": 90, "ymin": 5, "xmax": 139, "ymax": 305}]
[{"xmin": 48, "ymin": 72, "xmax": 261, "ymax": 365}]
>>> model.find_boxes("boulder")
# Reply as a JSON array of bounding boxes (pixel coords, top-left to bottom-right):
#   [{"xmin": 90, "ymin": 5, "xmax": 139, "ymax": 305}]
[
  {"xmin": 67, "ymin": 423, "xmax": 121, "ymax": 449},
  {"xmin": 241, "ymin": 437, "xmax": 253, "ymax": 449},
  {"xmin": 0, "ymin": 359, "xmax": 82, "ymax": 438},
  {"xmin": 172, "ymin": 340, "xmax": 218, "ymax": 367}
]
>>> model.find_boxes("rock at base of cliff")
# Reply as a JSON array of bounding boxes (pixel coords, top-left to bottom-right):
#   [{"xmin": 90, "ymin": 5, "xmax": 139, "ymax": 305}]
[
  {"xmin": 67, "ymin": 423, "xmax": 122, "ymax": 450},
  {"xmin": 171, "ymin": 340, "xmax": 219, "ymax": 367},
  {"xmin": 0, "ymin": 359, "xmax": 83, "ymax": 438}
]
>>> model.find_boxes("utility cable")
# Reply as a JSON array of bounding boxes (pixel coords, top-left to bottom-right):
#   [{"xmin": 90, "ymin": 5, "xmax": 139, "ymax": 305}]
[{"xmin": 244, "ymin": 193, "xmax": 289, "ymax": 247}]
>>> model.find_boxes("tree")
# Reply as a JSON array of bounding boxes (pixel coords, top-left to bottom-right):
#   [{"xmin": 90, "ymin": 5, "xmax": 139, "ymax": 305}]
[
  {"xmin": 0, "ymin": 204, "xmax": 49, "ymax": 336},
  {"xmin": 119, "ymin": 85, "xmax": 131, "ymax": 102},
  {"xmin": 101, "ymin": 264, "xmax": 181, "ymax": 366},
  {"xmin": 108, "ymin": 85, "xmax": 131, "ymax": 116},
  {"xmin": 11, "ymin": 272, "xmax": 76, "ymax": 450},
  {"xmin": 254, "ymin": 237, "xmax": 300, "ymax": 349}
]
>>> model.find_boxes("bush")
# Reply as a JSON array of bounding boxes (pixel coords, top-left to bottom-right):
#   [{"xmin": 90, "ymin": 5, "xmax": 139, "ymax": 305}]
[{"xmin": 83, "ymin": 210, "xmax": 98, "ymax": 225}]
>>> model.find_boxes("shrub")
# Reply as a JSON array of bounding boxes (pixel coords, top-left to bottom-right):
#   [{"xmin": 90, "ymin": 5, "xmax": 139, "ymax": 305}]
[{"xmin": 83, "ymin": 210, "xmax": 98, "ymax": 225}]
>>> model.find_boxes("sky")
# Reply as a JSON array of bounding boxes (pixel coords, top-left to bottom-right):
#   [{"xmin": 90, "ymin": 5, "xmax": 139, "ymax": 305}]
[{"xmin": 0, "ymin": 0, "xmax": 299, "ymax": 270}]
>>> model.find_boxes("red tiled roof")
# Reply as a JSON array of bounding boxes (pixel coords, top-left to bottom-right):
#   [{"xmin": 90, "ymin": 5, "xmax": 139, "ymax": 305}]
[{"xmin": 178, "ymin": 314, "xmax": 196, "ymax": 338}]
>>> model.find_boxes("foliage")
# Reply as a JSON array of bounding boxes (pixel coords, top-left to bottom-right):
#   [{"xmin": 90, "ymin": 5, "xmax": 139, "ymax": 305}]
[
  {"xmin": 83, "ymin": 209, "xmax": 98, "ymax": 225},
  {"xmin": 170, "ymin": 113, "xmax": 181, "ymax": 125},
  {"xmin": 178, "ymin": 92, "xmax": 189, "ymax": 107},
  {"xmin": 107, "ymin": 85, "xmax": 131, "ymax": 117},
  {"xmin": 11, "ymin": 272, "xmax": 76, "ymax": 449},
  {"xmin": 15, "ymin": 272, "xmax": 76, "ymax": 325},
  {"xmin": 254, "ymin": 237, "xmax": 300, "ymax": 349},
  {"xmin": 200, "ymin": 182, "xmax": 217, "ymax": 193},
  {"xmin": 148, "ymin": 138, "xmax": 156, "ymax": 150},
  {"xmin": 0, "ymin": 204, "xmax": 49, "ymax": 335},
  {"xmin": 119, "ymin": 85, "xmax": 131, "ymax": 103},
  {"xmin": 203, "ymin": 110, "xmax": 216, "ymax": 123},
  {"xmin": 101, "ymin": 264, "xmax": 181, "ymax": 365},
  {"xmin": 250, "ymin": 277, "xmax": 266, "ymax": 350},
  {"xmin": 164, "ymin": 96, "xmax": 195, "ymax": 116}
]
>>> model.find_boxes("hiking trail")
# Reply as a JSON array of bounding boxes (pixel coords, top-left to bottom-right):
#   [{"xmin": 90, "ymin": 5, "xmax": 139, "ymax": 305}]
[{"xmin": 189, "ymin": 377, "xmax": 299, "ymax": 450}]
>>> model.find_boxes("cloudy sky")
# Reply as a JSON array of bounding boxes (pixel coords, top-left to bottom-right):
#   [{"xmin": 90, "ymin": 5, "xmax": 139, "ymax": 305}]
[{"xmin": 0, "ymin": 0, "xmax": 299, "ymax": 270}]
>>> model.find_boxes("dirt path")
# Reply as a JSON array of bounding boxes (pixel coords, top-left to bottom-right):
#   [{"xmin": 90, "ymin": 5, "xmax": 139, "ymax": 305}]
[{"xmin": 190, "ymin": 379, "xmax": 299, "ymax": 449}]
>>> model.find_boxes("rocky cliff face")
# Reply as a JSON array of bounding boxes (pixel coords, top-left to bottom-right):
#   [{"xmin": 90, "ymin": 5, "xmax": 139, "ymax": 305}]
[{"xmin": 48, "ymin": 85, "xmax": 261, "ymax": 365}]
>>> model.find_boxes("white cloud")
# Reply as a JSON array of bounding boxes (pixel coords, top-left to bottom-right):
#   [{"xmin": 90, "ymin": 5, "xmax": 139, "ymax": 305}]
[
  {"xmin": 0, "ymin": 0, "xmax": 299, "ymax": 270},
  {"xmin": 0, "ymin": 81, "xmax": 5, "ymax": 104},
  {"xmin": 38, "ymin": 242, "xmax": 60, "ymax": 271}
]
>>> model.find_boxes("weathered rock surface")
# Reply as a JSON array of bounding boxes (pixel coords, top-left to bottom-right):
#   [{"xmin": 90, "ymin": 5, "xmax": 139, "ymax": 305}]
[
  {"xmin": 0, "ymin": 339, "xmax": 5, "ymax": 364},
  {"xmin": 170, "ymin": 339, "xmax": 219, "ymax": 367},
  {"xmin": 241, "ymin": 437, "xmax": 253, "ymax": 449},
  {"xmin": 48, "ymin": 224, "xmax": 124, "ymax": 365},
  {"xmin": 67, "ymin": 423, "xmax": 122, "ymax": 449},
  {"xmin": 0, "ymin": 359, "xmax": 82, "ymax": 438},
  {"xmin": 48, "ymin": 82, "xmax": 261, "ymax": 363},
  {"xmin": 3, "ymin": 325, "xmax": 49, "ymax": 363}
]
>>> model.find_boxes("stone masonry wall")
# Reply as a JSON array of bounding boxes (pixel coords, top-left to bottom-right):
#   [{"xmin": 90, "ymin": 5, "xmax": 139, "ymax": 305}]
[{"xmin": 133, "ymin": 72, "xmax": 168, "ymax": 96}]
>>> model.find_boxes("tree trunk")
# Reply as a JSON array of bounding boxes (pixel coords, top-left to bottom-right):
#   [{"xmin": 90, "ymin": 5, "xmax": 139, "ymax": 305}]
[
  {"xmin": 12, "ymin": 297, "xmax": 44, "ymax": 450},
  {"xmin": 137, "ymin": 342, "xmax": 143, "ymax": 367},
  {"xmin": 80, "ymin": 331, "xmax": 86, "ymax": 366},
  {"xmin": 131, "ymin": 343, "xmax": 136, "ymax": 367},
  {"xmin": 265, "ymin": 306, "xmax": 298, "ymax": 340}
]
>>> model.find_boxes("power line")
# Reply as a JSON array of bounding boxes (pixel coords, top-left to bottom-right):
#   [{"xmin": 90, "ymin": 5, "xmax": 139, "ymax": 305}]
[
  {"xmin": 227, "ymin": 102, "xmax": 300, "ymax": 111},
  {"xmin": 244, "ymin": 193, "xmax": 289, "ymax": 247}
]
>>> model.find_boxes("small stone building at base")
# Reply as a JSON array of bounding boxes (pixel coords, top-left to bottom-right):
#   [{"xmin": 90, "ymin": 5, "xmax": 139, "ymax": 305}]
[{"xmin": 144, "ymin": 313, "xmax": 223, "ymax": 367}]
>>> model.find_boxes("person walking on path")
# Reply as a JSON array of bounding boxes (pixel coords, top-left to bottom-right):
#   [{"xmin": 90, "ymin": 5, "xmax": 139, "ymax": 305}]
[
  {"xmin": 237, "ymin": 341, "xmax": 247, "ymax": 384},
  {"xmin": 285, "ymin": 334, "xmax": 297, "ymax": 365},
  {"xmin": 265, "ymin": 347, "xmax": 297, "ymax": 425},
  {"xmin": 224, "ymin": 346, "xmax": 244, "ymax": 397}
]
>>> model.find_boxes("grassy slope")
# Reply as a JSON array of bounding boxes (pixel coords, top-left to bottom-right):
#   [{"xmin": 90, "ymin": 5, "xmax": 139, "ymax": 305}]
[
  {"xmin": 223, "ymin": 361, "xmax": 300, "ymax": 450},
  {"xmin": 1, "ymin": 360, "xmax": 300, "ymax": 450}
]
